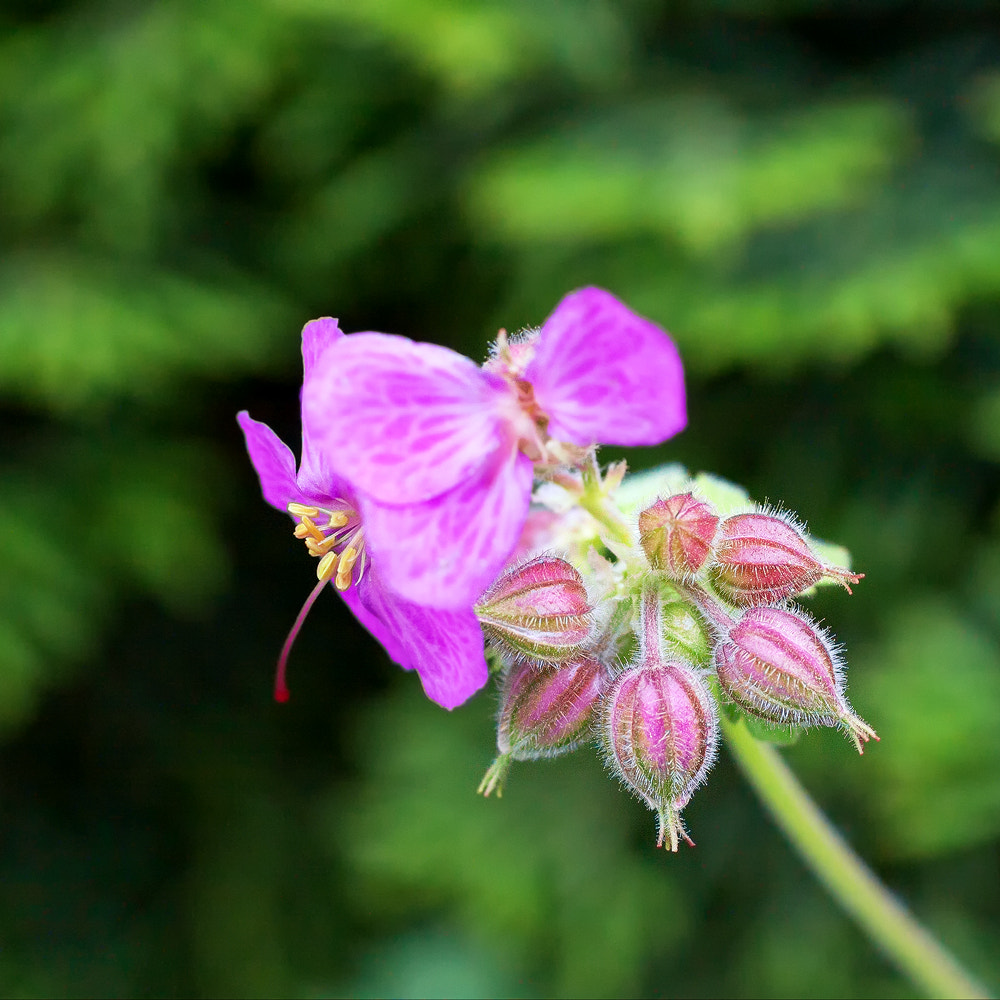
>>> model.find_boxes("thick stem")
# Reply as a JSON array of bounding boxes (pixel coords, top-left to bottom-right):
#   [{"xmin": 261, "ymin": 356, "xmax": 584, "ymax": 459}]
[
  {"xmin": 639, "ymin": 584, "xmax": 662, "ymax": 661},
  {"xmin": 722, "ymin": 713, "xmax": 990, "ymax": 1000}
]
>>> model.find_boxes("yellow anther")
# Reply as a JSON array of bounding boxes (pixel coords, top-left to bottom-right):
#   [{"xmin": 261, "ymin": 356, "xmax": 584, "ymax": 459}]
[
  {"xmin": 316, "ymin": 551, "xmax": 339, "ymax": 582},
  {"xmin": 293, "ymin": 523, "xmax": 311, "ymax": 538},
  {"xmin": 298, "ymin": 515, "xmax": 326, "ymax": 542},
  {"xmin": 288, "ymin": 502, "xmax": 320, "ymax": 518},
  {"xmin": 326, "ymin": 511, "xmax": 350, "ymax": 529},
  {"xmin": 334, "ymin": 546, "xmax": 358, "ymax": 590},
  {"xmin": 305, "ymin": 535, "xmax": 337, "ymax": 556}
]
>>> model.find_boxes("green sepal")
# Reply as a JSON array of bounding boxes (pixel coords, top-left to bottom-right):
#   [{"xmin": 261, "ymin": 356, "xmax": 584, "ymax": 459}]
[
  {"xmin": 660, "ymin": 599, "xmax": 713, "ymax": 667},
  {"xmin": 485, "ymin": 646, "xmax": 508, "ymax": 676}
]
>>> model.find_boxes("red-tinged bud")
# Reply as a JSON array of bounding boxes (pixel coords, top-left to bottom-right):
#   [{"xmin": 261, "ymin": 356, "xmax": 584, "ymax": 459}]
[
  {"xmin": 711, "ymin": 511, "xmax": 863, "ymax": 607},
  {"xmin": 478, "ymin": 657, "xmax": 607, "ymax": 797},
  {"xmin": 600, "ymin": 589, "xmax": 718, "ymax": 850},
  {"xmin": 714, "ymin": 605, "xmax": 877, "ymax": 753},
  {"xmin": 603, "ymin": 661, "xmax": 718, "ymax": 851},
  {"xmin": 639, "ymin": 493, "xmax": 719, "ymax": 577},
  {"xmin": 475, "ymin": 555, "xmax": 592, "ymax": 663}
]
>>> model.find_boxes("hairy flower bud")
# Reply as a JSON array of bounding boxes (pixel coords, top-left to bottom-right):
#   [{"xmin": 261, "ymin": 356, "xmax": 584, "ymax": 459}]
[
  {"xmin": 715, "ymin": 606, "xmax": 877, "ymax": 753},
  {"xmin": 475, "ymin": 555, "xmax": 592, "ymax": 663},
  {"xmin": 478, "ymin": 657, "xmax": 607, "ymax": 797},
  {"xmin": 711, "ymin": 511, "xmax": 863, "ymax": 606},
  {"xmin": 639, "ymin": 493, "xmax": 719, "ymax": 577},
  {"xmin": 603, "ymin": 660, "xmax": 718, "ymax": 850},
  {"xmin": 600, "ymin": 589, "xmax": 718, "ymax": 850}
]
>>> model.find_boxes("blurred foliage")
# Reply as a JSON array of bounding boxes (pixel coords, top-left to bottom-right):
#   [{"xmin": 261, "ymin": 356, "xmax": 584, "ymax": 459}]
[{"xmin": 1, "ymin": 0, "xmax": 1000, "ymax": 997}]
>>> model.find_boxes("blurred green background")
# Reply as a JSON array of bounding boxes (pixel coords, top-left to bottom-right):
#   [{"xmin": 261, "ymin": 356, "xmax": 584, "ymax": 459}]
[{"xmin": 2, "ymin": 1, "xmax": 999, "ymax": 996}]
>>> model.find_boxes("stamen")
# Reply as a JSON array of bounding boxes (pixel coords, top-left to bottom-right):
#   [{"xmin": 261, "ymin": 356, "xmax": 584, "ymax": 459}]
[
  {"xmin": 277, "ymin": 505, "xmax": 367, "ymax": 702},
  {"xmin": 316, "ymin": 550, "xmax": 339, "ymax": 581},
  {"xmin": 287, "ymin": 502, "xmax": 320, "ymax": 517},
  {"xmin": 335, "ymin": 545, "xmax": 358, "ymax": 591},
  {"xmin": 273, "ymin": 575, "xmax": 329, "ymax": 704},
  {"xmin": 306, "ymin": 536, "xmax": 338, "ymax": 556},
  {"xmin": 312, "ymin": 534, "xmax": 339, "ymax": 554},
  {"xmin": 353, "ymin": 550, "xmax": 368, "ymax": 584},
  {"xmin": 298, "ymin": 515, "xmax": 327, "ymax": 543}
]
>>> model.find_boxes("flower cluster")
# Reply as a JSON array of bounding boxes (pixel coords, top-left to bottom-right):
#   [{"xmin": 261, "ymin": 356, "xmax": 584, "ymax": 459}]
[
  {"xmin": 477, "ymin": 471, "xmax": 875, "ymax": 848},
  {"xmin": 240, "ymin": 287, "xmax": 874, "ymax": 849}
]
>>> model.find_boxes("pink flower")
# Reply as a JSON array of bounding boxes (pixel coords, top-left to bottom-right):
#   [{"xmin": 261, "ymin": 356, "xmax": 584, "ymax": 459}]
[
  {"xmin": 238, "ymin": 317, "xmax": 487, "ymax": 710},
  {"xmin": 302, "ymin": 286, "xmax": 686, "ymax": 609}
]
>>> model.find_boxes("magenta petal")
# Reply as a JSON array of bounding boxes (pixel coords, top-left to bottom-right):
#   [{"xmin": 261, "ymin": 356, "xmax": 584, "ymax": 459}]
[
  {"xmin": 302, "ymin": 332, "xmax": 511, "ymax": 505},
  {"xmin": 301, "ymin": 317, "xmax": 344, "ymax": 377},
  {"xmin": 300, "ymin": 318, "xmax": 345, "ymax": 486},
  {"xmin": 340, "ymin": 575, "xmax": 410, "ymax": 669},
  {"xmin": 359, "ymin": 451, "xmax": 534, "ymax": 609},
  {"xmin": 237, "ymin": 410, "xmax": 299, "ymax": 512},
  {"xmin": 350, "ymin": 576, "xmax": 489, "ymax": 709},
  {"xmin": 525, "ymin": 286, "xmax": 687, "ymax": 447},
  {"xmin": 402, "ymin": 604, "xmax": 489, "ymax": 709}
]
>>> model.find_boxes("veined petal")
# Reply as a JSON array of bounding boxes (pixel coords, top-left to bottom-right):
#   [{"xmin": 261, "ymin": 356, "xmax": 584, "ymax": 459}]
[
  {"xmin": 301, "ymin": 316, "xmax": 344, "ymax": 378},
  {"xmin": 402, "ymin": 605, "xmax": 489, "ymax": 709},
  {"xmin": 300, "ymin": 317, "xmax": 345, "ymax": 488},
  {"xmin": 237, "ymin": 410, "xmax": 299, "ymax": 513},
  {"xmin": 351, "ymin": 575, "xmax": 489, "ymax": 709},
  {"xmin": 359, "ymin": 451, "xmax": 534, "ymax": 609},
  {"xmin": 302, "ymin": 332, "xmax": 511, "ymax": 504},
  {"xmin": 340, "ymin": 574, "xmax": 410, "ymax": 669},
  {"xmin": 525, "ymin": 286, "xmax": 687, "ymax": 447}
]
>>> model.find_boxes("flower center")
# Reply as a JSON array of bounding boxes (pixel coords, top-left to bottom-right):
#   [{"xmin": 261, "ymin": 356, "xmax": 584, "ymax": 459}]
[
  {"xmin": 488, "ymin": 327, "xmax": 575, "ymax": 465},
  {"xmin": 287, "ymin": 501, "xmax": 367, "ymax": 591},
  {"xmin": 511, "ymin": 377, "xmax": 549, "ymax": 462}
]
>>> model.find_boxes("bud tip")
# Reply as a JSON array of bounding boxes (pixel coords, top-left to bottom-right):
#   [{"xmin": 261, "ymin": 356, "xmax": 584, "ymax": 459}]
[
  {"xmin": 478, "ymin": 755, "xmax": 512, "ymax": 798},
  {"xmin": 846, "ymin": 714, "xmax": 879, "ymax": 754}
]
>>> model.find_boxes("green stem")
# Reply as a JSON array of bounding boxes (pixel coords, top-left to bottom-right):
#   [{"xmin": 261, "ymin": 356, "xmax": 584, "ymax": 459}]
[
  {"xmin": 578, "ymin": 454, "xmax": 633, "ymax": 547},
  {"xmin": 722, "ymin": 713, "xmax": 991, "ymax": 1000}
]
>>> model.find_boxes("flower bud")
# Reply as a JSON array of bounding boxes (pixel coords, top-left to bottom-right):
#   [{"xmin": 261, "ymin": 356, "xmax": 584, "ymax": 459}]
[
  {"xmin": 478, "ymin": 657, "xmax": 607, "ymax": 797},
  {"xmin": 602, "ymin": 660, "xmax": 718, "ymax": 850},
  {"xmin": 711, "ymin": 511, "xmax": 863, "ymax": 606},
  {"xmin": 660, "ymin": 600, "xmax": 713, "ymax": 665},
  {"xmin": 475, "ymin": 555, "xmax": 592, "ymax": 663},
  {"xmin": 639, "ymin": 493, "xmax": 719, "ymax": 577},
  {"xmin": 714, "ymin": 605, "xmax": 877, "ymax": 753}
]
